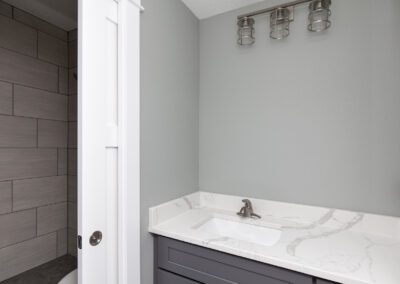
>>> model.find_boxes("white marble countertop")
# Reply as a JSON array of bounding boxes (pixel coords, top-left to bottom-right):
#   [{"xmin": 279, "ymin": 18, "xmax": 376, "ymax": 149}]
[{"xmin": 149, "ymin": 192, "xmax": 400, "ymax": 284}]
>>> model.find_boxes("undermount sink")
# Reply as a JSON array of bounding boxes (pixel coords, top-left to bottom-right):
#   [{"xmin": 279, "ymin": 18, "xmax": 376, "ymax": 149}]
[{"xmin": 196, "ymin": 218, "xmax": 282, "ymax": 247}]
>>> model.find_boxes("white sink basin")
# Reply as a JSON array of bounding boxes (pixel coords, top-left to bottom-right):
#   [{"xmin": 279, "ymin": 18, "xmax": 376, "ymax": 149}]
[{"xmin": 196, "ymin": 218, "xmax": 281, "ymax": 247}]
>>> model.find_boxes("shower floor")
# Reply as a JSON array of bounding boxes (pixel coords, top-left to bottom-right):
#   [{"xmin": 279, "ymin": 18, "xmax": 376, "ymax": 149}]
[{"xmin": 1, "ymin": 255, "xmax": 77, "ymax": 284}]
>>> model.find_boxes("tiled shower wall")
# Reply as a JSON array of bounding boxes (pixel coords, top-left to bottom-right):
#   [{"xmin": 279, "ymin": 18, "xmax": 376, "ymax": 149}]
[
  {"xmin": 67, "ymin": 29, "xmax": 78, "ymax": 257},
  {"xmin": 0, "ymin": 1, "xmax": 76, "ymax": 281}
]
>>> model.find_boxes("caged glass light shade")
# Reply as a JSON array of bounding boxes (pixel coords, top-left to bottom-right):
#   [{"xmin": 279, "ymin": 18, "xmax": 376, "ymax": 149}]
[
  {"xmin": 308, "ymin": 0, "xmax": 332, "ymax": 32},
  {"xmin": 237, "ymin": 17, "xmax": 255, "ymax": 45},
  {"xmin": 270, "ymin": 8, "xmax": 291, "ymax": 40}
]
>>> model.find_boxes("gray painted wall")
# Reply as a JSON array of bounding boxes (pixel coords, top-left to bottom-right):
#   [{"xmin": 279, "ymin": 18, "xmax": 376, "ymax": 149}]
[
  {"xmin": 199, "ymin": 0, "xmax": 400, "ymax": 216},
  {"xmin": 140, "ymin": 0, "xmax": 199, "ymax": 283}
]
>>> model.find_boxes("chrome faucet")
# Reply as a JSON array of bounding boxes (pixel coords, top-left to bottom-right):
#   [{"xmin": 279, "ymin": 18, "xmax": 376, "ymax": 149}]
[{"xmin": 237, "ymin": 199, "xmax": 261, "ymax": 219}]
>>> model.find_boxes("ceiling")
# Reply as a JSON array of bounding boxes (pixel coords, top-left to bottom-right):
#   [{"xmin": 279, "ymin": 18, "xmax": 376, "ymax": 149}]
[
  {"xmin": 4, "ymin": 0, "xmax": 77, "ymax": 31},
  {"xmin": 181, "ymin": 0, "xmax": 266, "ymax": 19}
]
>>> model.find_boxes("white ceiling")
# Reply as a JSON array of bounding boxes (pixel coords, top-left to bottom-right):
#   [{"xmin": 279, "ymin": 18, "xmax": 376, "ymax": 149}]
[
  {"xmin": 4, "ymin": 0, "xmax": 77, "ymax": 31},
  {"xmin": 181, "ymin": 0, "xmax": 266, "ymax": 19}
]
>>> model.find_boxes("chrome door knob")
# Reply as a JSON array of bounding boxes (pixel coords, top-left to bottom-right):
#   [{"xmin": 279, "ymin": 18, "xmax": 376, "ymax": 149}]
[{"xmin": 89, "ymin": 231, "xmax": 102, "ymax": 246}]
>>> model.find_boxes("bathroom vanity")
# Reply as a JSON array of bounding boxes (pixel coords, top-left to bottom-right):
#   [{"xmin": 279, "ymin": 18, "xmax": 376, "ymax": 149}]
[
  {"xmin": 155, "ymin": 236, "xmax": 336, "ymax": 284},
  {"xmin": 149, "ymin": 192, "xmax": 400, "ymax": 284}
]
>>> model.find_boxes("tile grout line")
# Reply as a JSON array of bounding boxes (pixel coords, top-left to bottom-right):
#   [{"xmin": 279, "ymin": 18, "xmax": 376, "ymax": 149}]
[
  {"xmin": 56, "ymin": 148, "xmax": 59, "ymax": 176},
  {"xmin": 0, "ymin": 78, "xmax": 71, "ymax": 96},
  {"xmin": 36, "ymin": 29, "xmax": 39, "ymax": 58},
  {"xmin": 0, "ymin": 45, "xmax": 67, "ymax": 73},
  {"xmin": 56, "ymin": 228, "xmax": 59, "ymax": 256},
  {"xmin": 36, "ymin": 119, "xmax": 39, "ymax": 148},
  {"xmin": 0, "ymin": 231, "xmax": 58, "ymax": 252},
  {"xmin": 0, "ymin": 174, "xmax": 68, "ymax": 184},
  {"xmin": 57, "ymin": 66, "xmax": 60, "ymax": 93},
  {"xmin": 0, "ymin": 146, "xmax": 71, "ymax": 150},
  {"xmin": 11, "ymin": 83, "xmax": 14, "ymax": 116},
  {"xmin": 0, "ymin": 113, "xmax": 70, "ymax": 123},
  {"xmin": 35, "ymin": 207, "xmax": 38, "ymax": 237},
  {"xmin": 1, "ymin": 200, "xmax": 69, "ymax": 217},
  {"xmin": 11, "ymin": 180, "xmax": 13, "ymax": 212}
]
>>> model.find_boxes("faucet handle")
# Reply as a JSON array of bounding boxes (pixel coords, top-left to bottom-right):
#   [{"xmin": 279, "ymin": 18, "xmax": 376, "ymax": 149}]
[{"xmin": 242, "ymin": 199, "xmax": 252, "ymax": 208}]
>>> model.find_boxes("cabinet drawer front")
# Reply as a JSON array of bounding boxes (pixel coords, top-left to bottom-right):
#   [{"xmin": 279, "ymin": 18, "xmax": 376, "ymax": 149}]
[
  {"xmin": 316, "ymin": 280, "xmax": 339, "ymax": 284},
  {"xmin": 158, "ymin": 269, "xmax": 200, "ymax": 284},
  {"xmin": 157, "ymin": 236, "xmax": 313, "ymax": 284}
]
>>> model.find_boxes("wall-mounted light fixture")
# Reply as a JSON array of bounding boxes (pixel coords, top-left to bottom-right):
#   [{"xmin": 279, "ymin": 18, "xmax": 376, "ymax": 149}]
[
  {"xmin": 270, "ymin": 7, "xmax": 293, "ymax": 40},
  {"xmin": 236, "ymin": 0, "xmax": 332, "ymax": 44},
  {"xmin": 237, "ymin": 16, "xmax": 255, "ymax": 45},
  {"xmin": 308, "ymin": 0, "xmax": 332, "ymax": 32}
]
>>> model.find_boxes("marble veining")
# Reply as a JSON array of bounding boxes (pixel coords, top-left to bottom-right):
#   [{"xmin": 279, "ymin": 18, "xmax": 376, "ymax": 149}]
[
  {"xmin": 149, "ymin": 192, "xmax": 400, "ymax": 284},
  {"xmin": 286, "ymin": 212, "xmax": 364, "ymax": 256}
]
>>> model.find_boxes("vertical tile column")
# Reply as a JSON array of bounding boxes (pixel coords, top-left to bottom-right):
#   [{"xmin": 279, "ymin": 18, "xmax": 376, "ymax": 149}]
[
  {"xmin": 67, "ymin": 29, "xmax": 78, "ymax": 257},
  {"xmin": 0, "ymin": 3, "xmax": 70, "ymax": 281}
]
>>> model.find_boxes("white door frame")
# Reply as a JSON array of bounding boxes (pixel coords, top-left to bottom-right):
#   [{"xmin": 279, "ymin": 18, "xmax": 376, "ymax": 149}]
[
  {"xmin": 117, "ymin": 0, "xmax": 143, "ymax": 283},
  {"xmin": 78, "ymin": 0, "xmax": 142, "ymax": 283}
]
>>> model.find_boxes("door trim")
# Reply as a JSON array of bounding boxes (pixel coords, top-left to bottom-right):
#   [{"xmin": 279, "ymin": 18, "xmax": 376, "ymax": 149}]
[{"xmin": 118, "ymin": 0, "xmax": 142, "ymax": 283}]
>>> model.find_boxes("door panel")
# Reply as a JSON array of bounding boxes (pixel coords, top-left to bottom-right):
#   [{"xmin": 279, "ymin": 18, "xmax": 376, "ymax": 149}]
[{"xmin": 78, "ymin": 0, "xmax": 119, "ymax": 283}]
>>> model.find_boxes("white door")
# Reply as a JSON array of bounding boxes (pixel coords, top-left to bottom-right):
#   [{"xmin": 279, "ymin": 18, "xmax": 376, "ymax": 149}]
[{"xmin": 78, "ymin": 0, "xmax": 142, "ymax": 283}]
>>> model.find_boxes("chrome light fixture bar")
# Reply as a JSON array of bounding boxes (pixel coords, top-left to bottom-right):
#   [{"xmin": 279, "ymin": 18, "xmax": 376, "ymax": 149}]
[
  {"xmin": 236, "ymin": 0, "xmax": 332, "ymax": 44},
  {"xmin": 237, "ymin": 0, "xmax": 311, "ymax": 19}
]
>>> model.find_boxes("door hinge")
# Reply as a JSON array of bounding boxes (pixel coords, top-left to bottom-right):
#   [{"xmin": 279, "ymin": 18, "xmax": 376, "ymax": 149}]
[{"xmin": 78, "ymin": 235, "xmax": 82, "ymax": 249}]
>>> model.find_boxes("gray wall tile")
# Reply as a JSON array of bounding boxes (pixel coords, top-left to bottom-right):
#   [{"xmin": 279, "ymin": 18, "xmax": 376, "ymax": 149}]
[
  {"xmin": 0, "ymin": 233, "xmax": 57, "ymax": 282},
  {"xmin": 13, "ymin": 8, "xmax": 67, "ymax": 41},
  {"xmin": 37, "ymin": 202, "xmax": 67, "ymax": 236},
  {"xmin": 38, "ymin": 32, "xmax": 68, "ymax": 67},
  {"xmin": 68, "ymin": 95, "xmax": 77, "ymax": 121},
  {"xmin": 0, "ymin": 115, "xmax": 37, "ymax": 147},
  {"xmin": 0, "ymin": 209, "xmax": 36, "ymax": 249},
  {"xmin": 67, "ymin": 228, "xmax": 77, "ymax": 257},
  {"xmin": 38, "ymin": 119, "xmax": 67, "ymax": 147},
  {"xmin": 59, "ymin": 67, "xmax": 68, "ymax": 95},
  {"xmin": 67, "ymin": 175, "xmax": 77, "ymax": 203},
  {"xmin": 57, "ymin": 228, "xmax": 68, "ymax": 257},
  {"xmin": 67, "ymin": 149, "xmax": 76, "ymax": 176},
  {"xmin": 68, "ymin": 30, "xmax": 77, "ymax": 42},
  {"xmin": 0, "ymin": 81, "xmax": 12, "ymax": 115},
  {"xmin": 14, "ymin": 85, "xmax": 67, "ymax": 121},
  {"xmin": 13, "ymin": 176, "xmax": 67, "ymax": 211},
  {"xmin": 58, "ymin": 149, "xmax": 68, "ymax": 175},
  {"xmin": 68, "ymin": 40, "xmax": 77, "ymax": 68},
  {"xmin": 0, "ymin": 48, "xmax": 58, "ymax": 92},
  {"xmin": 0, "ymin": 15, "xmax": 37, "ymax": 57},
  {"xmin": 68, "ymin": 122, "xmax": 77, "ymax": 148},
  {"xmin": 68, "ymin": 68, "xmax": 77, "ymax": 94},
  {"xmin": 0, "ymin": 2, "xmax": 12, "ymax": 18},
  {"xmin": 0, "ymin": 4, "xmax": 71, "ymax": 277},
  {"xmin": 0, "ymin": 181, "xmax": 12, "ymax": 214},
  {"xmin": 0, "ymin": 149, "xmax": 57, "ymax": 181},
  {"xmin": 67, "ymin": 202, "xmax": 77, "ymax": 229}
]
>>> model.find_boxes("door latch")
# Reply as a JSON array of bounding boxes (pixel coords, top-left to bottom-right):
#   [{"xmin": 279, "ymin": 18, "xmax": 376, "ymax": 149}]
[{"xmin": 77, "ymin": 235, "xmax": 82, "ymax": 249}]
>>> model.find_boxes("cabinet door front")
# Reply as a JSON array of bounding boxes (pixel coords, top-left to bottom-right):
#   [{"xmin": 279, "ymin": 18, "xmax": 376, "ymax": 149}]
[{"xmin": 157, "ymin": 237, "xmax": 313, "ymax": 284}]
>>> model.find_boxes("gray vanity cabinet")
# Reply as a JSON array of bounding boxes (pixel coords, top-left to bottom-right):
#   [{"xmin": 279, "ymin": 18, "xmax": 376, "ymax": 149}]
[
  {"xmin": 316, "ymin": 280, "xmax": 338, "ymax": 284},
  {"xmin": 157, "ymin": 269, "xmax": 200, "ymax": 284},
  {"xmin": 155, "ymin": 236, "xmax": 314, "ymax": 284}
]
